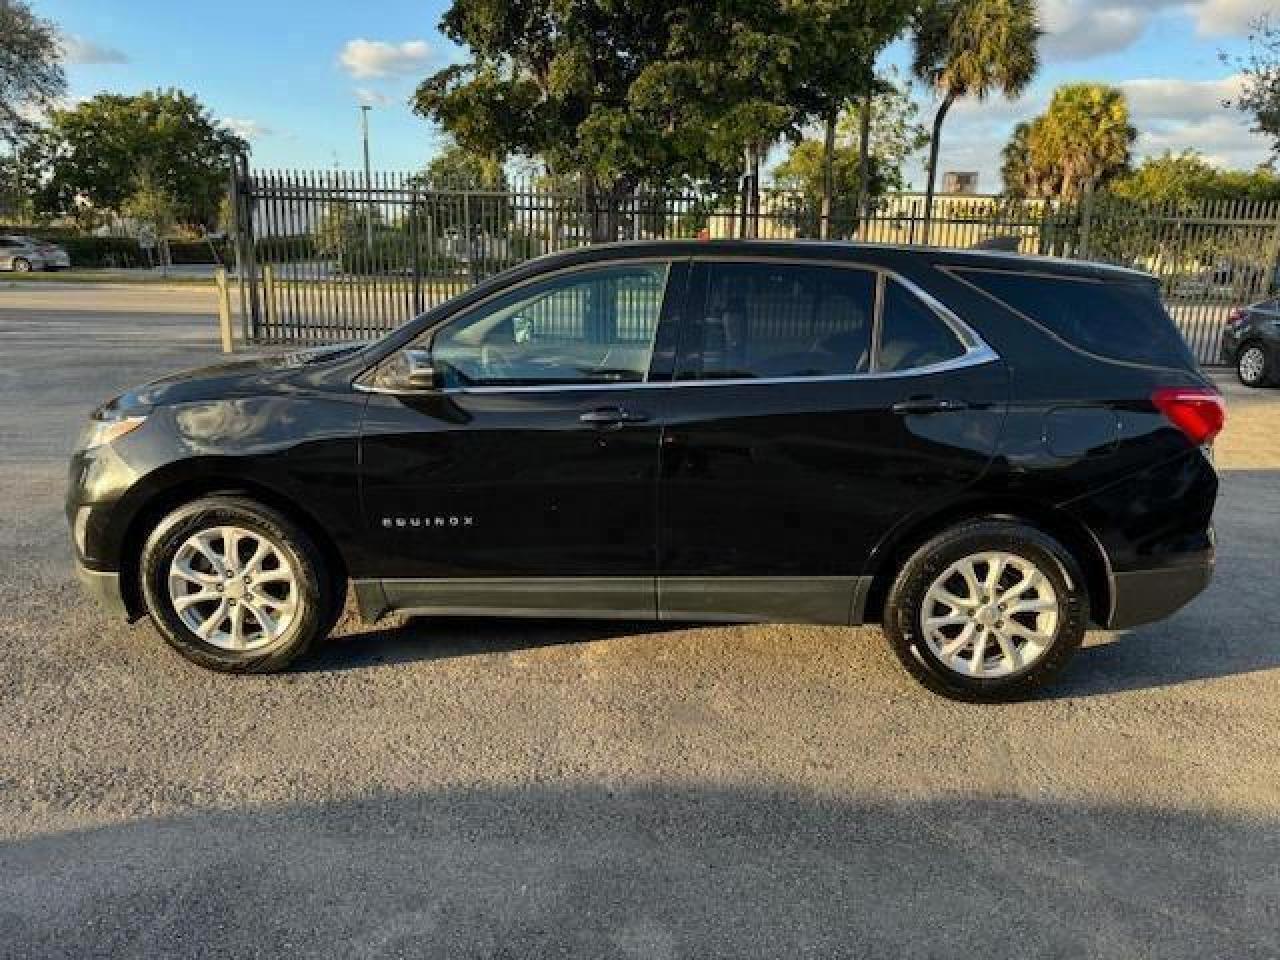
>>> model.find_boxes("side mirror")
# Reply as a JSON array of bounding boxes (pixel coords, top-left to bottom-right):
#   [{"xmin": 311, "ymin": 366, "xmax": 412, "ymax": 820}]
[{"xmin": 373, "ymin": 347, "xmax": 440, "ymax": 393}]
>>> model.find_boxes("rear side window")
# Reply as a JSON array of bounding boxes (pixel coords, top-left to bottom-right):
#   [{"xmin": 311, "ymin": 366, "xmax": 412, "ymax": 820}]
[
  {"xmin": 956, "ymin": 269, "xmax": 1194, "ymax": 368},
  {"xmin": 682, "ymin": 262, "xmax": 876, "ymax": 379},
  {"xmin": 878, "ymin": 280, "xmax": 966, "ymax": 372}
]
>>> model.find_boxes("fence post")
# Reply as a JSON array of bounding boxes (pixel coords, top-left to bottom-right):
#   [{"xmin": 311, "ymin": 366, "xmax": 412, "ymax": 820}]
[
  {"xmin": 262, "ymin": 264, "xmax": 276, "ymax": 335},
  {"xmin": 215, "ymin": 268, "xmax": 234, "ymax": 354},
  {"xmin": 410, "ymin": 183, "xmax": 423, "ymax": 314},
  {"xmin": 1078, "ymin": 183, "xmax": 1096, "ymax": 260}
]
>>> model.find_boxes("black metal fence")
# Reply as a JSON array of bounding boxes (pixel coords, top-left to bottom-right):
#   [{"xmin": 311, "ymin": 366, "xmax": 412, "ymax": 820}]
[{"xmin": 228, "ymin": 160, "xmax": 1280, "ymax": 364}]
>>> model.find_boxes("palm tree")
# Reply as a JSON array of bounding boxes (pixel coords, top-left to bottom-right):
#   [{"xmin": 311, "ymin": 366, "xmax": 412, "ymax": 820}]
[
  {"xmin": 1035, "ymin": 83, "xmax": 1135, "ymax": 200},
  {"xmin": 912, "ymin": 0, "xmax": 1040, "ymax": 242}
]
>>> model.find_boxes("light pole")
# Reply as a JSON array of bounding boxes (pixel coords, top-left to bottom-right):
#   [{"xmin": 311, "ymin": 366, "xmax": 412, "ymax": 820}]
[{"xmin": 360, "ymin": 105, "xmax": 374, "ymax": 251}]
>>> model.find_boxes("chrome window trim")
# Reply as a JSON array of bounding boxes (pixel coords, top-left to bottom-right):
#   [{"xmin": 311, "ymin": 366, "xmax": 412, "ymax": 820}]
[{"xmin": 358, "ymin": 254, "xmax": 1001, "ymax": 396}]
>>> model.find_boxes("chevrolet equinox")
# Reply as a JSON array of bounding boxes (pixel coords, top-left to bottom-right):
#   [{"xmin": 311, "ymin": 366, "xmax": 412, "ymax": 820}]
[{"xmin": 68, "ymin": 241, "xmax": 1224, "ymax": 701}]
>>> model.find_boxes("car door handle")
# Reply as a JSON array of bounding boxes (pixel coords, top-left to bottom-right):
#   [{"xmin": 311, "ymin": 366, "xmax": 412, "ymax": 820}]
[
  {"xmin": 579, "ymin": 407, "xmax": 649, "ymax": 427},
  {"xmin": 891, "ymin": 397, "xmax": 970, "ymax": 415}
]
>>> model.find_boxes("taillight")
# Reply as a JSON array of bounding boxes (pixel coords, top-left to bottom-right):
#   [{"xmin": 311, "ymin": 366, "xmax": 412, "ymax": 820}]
[
  {"xmin": 1226, "ymin": 307, "xmax": 1244, "ymax": 326},
  {"xmin": 1151, "ymin": 387, "xmax": 1226, "ymax": 446}
]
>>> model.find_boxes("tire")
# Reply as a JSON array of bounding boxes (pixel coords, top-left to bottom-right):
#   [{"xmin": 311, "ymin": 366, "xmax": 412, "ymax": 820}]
[
  {"xmin": 140, "ymin": 496, "xmax": 337, "ymax": 673},
  {"xmin": 883, "ymin": 520, "xmax": 1088, "ymax": 702},
  {"xmin": 12, "ymin": 257, "xmax": 32, "ymax": 273},
  {"xmin": 1236, "ymin": 342, "xmax": 1273, "ymax": 387}
]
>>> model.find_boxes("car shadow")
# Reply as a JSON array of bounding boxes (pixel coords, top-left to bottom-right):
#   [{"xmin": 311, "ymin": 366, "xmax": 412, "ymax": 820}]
[
  {"xmin": 2, "ymin": 785, "xmax": 1274, "ymax": 956},
  {"xmin": 298, "ymin": 615, "xmax": 697, "ymax": 673}
]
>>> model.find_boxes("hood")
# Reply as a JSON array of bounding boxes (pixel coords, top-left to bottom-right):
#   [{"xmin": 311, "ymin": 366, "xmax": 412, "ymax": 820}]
[{"xmin": 95, "ymin": 343, "xmax": 367, "ymax": 419}]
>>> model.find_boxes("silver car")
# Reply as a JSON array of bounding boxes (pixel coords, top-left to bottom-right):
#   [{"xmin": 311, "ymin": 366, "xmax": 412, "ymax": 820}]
[{"xmin": 0, "ymin": 234, "xmax": 71, "ymax": 272}]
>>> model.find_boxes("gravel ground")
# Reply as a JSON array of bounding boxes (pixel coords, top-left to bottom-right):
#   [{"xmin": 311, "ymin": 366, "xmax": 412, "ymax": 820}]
[{"xmin": 1, "ymin": 286, "xmax": 1278, "ymax": 958}]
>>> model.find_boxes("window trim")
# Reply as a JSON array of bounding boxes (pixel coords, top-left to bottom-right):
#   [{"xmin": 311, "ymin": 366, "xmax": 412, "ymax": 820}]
[
  {"xmin": 669, "ymin": 256, "xmax": 994, "ymax": 387},
  {"xmin": 357, "ymin": 258, "xmax": 675, "ymax": 394},
  {"xmin": 359, "ymin": 255, "xmax": 998, "ymax": 395}
]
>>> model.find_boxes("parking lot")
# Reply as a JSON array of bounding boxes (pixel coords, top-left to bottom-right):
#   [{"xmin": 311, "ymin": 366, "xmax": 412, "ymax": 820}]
[{"xmin": 1, "ymin": 283, "xmax": 1278, "ymax": 957}]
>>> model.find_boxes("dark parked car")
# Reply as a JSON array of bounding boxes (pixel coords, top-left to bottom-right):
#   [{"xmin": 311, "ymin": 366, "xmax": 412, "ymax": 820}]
[
  {"xmin": 68, "ymin": 241, "xmax": 1224, "ymax": 701},
  {"xmin": 1221, "ymin": 296, "xmax": 1280, "ymax": 387}
]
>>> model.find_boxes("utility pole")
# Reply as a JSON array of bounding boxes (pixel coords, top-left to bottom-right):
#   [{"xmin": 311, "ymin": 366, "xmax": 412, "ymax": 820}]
[{"xmin": 360, "ymin": 105, "xmax": 374, "ymax": 251}]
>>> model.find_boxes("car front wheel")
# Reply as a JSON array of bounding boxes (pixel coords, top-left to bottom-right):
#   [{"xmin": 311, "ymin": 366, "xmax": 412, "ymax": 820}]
[
  {"xmin": 140, "ymin": 496, "xmax": 339, "ymax": 672},
  {"xmin": 883, "ymin": 520, "xmax": 1088, "ymax": 702}
]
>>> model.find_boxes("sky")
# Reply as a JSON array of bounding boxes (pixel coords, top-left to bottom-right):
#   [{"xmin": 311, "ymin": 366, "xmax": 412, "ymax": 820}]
[{"xmin": 35, "ymin": 0, "xmax": 1278, "ymax": 193}]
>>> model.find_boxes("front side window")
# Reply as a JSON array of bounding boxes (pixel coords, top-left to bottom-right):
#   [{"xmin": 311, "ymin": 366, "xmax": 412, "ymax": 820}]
[
  {"xmin": 877, "ymin": 280, "xmax": 967, "ymax": 372},
  {"xmin": 431, "ymin": 263, "xmax": 668, "ymax": 387},
  {"xmin": 681, "ymin": 262, "xmax": 876, "ymax": 380}
]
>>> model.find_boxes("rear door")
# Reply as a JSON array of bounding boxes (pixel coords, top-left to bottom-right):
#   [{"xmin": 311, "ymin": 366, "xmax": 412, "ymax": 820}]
[{"xmin": 656, "ymin": 258, "xmax": 1008, "ymax": 624}]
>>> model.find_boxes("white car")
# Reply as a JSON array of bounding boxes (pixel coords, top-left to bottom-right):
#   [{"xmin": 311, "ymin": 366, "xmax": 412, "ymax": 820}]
[{"xmin": 0, "ymin": 234, "xmax": 71, "ymax": 272}]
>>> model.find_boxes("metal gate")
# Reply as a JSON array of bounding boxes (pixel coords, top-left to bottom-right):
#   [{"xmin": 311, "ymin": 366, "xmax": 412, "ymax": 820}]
[{"xmin": 229, "ymin": 159, "xmax": 1280, "ymax": 364}]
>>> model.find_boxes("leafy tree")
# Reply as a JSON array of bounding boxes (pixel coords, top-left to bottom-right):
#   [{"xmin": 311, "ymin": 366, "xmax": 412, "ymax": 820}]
[
  {"xmin": 1111, "ymin": 150, "xmax": 1280, "ymax": 206},
  {"xmin": 774, "ymin": 75, "xmax": 929, "ymax": 235},
  {"xmin": 414, "ymin": 0, "xmax": 916, "ymax": 238},
  {"xmin": 1222, "ymin": 15, "xmax": 1280, "ymax": 159},
  {"xmin": 912, "ymin": 0, "xmax": 1040, "ymax": 239},
  {"xmin": 1035, "ymin": 83, "xmax": 1134, "ymax": 200},
  {"xmin": 999, "ymin": 83, "xmax": 1134, "ymax": 201},
  {"xmin": 34, "ymin": 89, "xmax": 246, "ymax": 227},
  {"xmin": 414, "ymin": 140, "xmax": 511, "ymax": 237},
  {"xmin": 0, "ymin": 0, "xmax": 64, "ymax": 145},
  {"xmin": 121, "ymin": 169, "xmax": 179, "ymax": 237}
]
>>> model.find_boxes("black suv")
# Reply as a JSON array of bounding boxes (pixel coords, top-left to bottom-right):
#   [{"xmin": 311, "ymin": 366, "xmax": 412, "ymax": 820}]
[{"xmin": 68, "ymin": 241, "xmax": 1224, "ymax": 700}]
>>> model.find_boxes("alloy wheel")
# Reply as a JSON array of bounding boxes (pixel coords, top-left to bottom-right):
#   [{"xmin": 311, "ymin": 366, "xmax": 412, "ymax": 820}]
[
  {"xmin": 168, "ymin": 525, "xmax": 299, "ymax": 651},
  {"xmin": 920, "ymin": 551, "xmax": 1060, "ymax": 678},
  {"xmin": 1239, "ymin": 346, "xmax": 1266, "ymax": 384}
]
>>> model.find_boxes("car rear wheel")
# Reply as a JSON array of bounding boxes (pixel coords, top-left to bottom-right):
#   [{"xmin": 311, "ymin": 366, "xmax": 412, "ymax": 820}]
[
  {"xmin": 140, "ymin": 496, "xmax": 338, "ymax": 672},
  {"xmin": 12, "ymin": 257, "xmax": 32, "ymax": 272},
  {"xmin": 883, "ymin": 520, "xmax": 1088, "ymax": 702},
  {"xmin": 1237, "ymin": 343, "xmax": 1272, "ymax": 387}
]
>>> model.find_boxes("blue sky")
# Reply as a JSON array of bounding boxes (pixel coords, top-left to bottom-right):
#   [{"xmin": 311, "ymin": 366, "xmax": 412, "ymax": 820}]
[{"xmin": 38, "ymin": 0, "xmax": 1277, "ymax": 192}]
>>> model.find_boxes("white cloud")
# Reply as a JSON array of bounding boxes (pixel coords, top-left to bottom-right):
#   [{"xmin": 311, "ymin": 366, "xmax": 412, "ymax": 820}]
[
  {"xmin": 1037, "ymin": 0, "xmax": 1269, "ymax": 62},
  {"xmin": 61, "ymin": 34, "xmax": 129, "ymax": 65},
  {"xmin": 355, "ymin": 88, "xmax": 393, "ymax": 107},
  {"xmin": 219, "ymin": 118, "xmax": 272, "ymax": 141},
  {"xmin": 918, "ymin": 71, "xmax": 1271, "ymax": 191},
  {"xmin": 338, "ymin": 39, "xmax": 432, "ymax": 79},
  {"xmin": 1191, "ymin": 0, "xmax": 1273, "ymax": 35}
]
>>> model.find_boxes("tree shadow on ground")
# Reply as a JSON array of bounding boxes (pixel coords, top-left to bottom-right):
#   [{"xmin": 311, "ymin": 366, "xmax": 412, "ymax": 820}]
[{"xmin": 2, "ymin": 786, "xmax": 1275, "ymax": 958}]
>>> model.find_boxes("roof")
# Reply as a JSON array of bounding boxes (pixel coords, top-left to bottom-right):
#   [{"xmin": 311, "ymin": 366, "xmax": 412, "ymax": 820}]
[{"xmin": 519, "ymin": 239, "xmax": 1155, "ymax": 283}]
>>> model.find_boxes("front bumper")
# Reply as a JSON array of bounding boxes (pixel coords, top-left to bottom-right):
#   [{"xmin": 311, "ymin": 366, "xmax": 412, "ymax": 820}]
[
  {"xmin": 73, "ymin": 555, "xmax": 130, "ymax": 620},
  {"xmin": 1107, "ymin": 556, "xmax": 1213, "ymax": 629}
]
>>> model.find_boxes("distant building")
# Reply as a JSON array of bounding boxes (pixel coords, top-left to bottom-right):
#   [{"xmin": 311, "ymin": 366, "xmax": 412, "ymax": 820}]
[{"xmin": 942, "ymin": 171, "xmax": 979, "ymax": 195}]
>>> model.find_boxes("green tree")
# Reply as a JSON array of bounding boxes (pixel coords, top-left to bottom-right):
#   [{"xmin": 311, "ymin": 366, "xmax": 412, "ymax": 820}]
[
  {"xmin": 414, "ymin": 0, "xmax": 916, "ymax": 239},
  {"xmin": 1110, "ymin": 151, "xmax": 1220, "ymax": 207},
  {"xmin": 912, "ymin": 0, "xmax": 1040, "ymax": 240},
  {"xmin": 0, "ymin": 0, "xmax": 64, "ymax": 145},
  {"xmin": 774, "ymin": 75, "xmax": 929, "ymax": 235},
  {"xmin": 1035, "ymin": 83, "xmax": 1134, "ymax": 200},
  {"xmin": 999, "ymin": 119, "xmax": 1059, "ymax": 198},
  {"xmin": 1111, "ymin": 150, "xmax": 1280, "ymax": 206},
  {"xmin": 1223, "ymin": 15, "xmax": 1279, "ymax": 158},
  {"xmin": 35, "ymin": 89, "xmax": 246, "ymax": 226}
]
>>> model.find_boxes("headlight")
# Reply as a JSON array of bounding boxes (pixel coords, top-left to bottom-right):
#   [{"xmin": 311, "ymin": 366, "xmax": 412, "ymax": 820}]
[{"xmin": 80, "ymin": 415, "xmax": 147, "ymax": 450}]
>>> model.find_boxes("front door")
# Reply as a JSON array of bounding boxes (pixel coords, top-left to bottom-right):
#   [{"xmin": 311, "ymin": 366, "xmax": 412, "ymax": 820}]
[
  {"xmin": 359, "ymin": 260, "xmax": 681, "ymax": 618},
  {"xmin": 657, "ymin": 258, "xmax": 1008, "ymax": 624}
]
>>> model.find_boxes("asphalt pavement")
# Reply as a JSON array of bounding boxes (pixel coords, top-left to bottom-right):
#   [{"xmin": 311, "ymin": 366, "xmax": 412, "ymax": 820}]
[{"xmin": 1, "ymin": 283, "xmax": 1278, "ymax": 958}]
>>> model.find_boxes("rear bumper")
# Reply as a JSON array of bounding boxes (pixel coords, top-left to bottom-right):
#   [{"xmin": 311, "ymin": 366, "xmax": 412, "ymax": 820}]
[
  {"xmin": 1106, "ymin": 555, "xmax": 1213, "ymax": 629},
  {"xmin": 73, "ymin": 555, "xmax": 130, "ymax": 620}
]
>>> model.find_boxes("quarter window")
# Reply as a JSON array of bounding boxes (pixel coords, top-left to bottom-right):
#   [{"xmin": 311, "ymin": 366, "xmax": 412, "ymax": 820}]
[
  {"xmin": 877, "ymin": 280, "xmax": 967, "ymax": 372},
  {"xmin": 955, "ymin": 269, "xmax": 1194, "ymax": 368},
  {"xmin": 431, "ymin": 263, "xmax": 668, "ymax": 387},
  {"xmin": 682, "ymin": 262, "xmax": 876, "ymax": 380}
]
